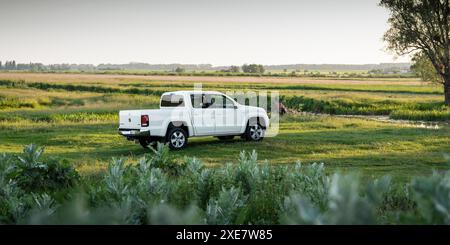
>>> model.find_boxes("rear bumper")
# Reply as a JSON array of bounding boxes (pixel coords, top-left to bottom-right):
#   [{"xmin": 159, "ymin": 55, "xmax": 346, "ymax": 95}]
[{"xmin": 118, "ymin": 128, "xmax": 151, "ymax": 139}]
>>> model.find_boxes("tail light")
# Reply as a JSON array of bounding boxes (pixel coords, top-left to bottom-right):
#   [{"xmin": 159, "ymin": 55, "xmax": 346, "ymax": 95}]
[{"xmin": 141, "ymin": 115, "xmax": 149, "ymax": 127}]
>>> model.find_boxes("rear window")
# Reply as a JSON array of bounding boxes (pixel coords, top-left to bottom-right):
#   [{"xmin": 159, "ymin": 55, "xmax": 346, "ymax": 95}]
[{"xmin": 160, "ymin": 94, "xmax": 184, "ymax": 107}]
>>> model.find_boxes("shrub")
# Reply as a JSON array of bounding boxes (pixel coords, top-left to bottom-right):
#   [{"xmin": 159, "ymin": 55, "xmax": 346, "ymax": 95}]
[
  {"xmin": 390, "ymin": 109, "xmax": 450, "ymax": 121},
  {"xmin": 285, "ymin": 162, "xmax": 329, "ymax": 209},
  {"xmin": 280, "ymin": 174, "xmax": 391, "ymax": 225},
  {"xmin": 206, "ymin": 187, "xmax": 247, "ymax": 225},
  {"xmin": 6, "ymin": 144, "xmax": 79, "ymax": 192},
  {"xmin": 233, "ymin": 150, "xmax": 260, "ymax": 195},
  {"xmin": 104, "ymin": 158, "xmax": 130, "ymax": 201},
  {"xmin": 170, "ymin": 157, "xmax": 209, "ymax": 208},
  {"xmin": 411, "ymin": 171, "xmax": 450, "ymax": 224},
  {"xmin": 148, "ymin": 204, "xmax": 202, "ymax": 225}
]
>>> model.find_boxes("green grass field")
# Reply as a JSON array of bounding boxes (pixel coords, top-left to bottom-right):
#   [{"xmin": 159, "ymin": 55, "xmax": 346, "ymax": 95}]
[{"xmin": 0, "ymin": 72, "xmax": 449, "ymax": 183}]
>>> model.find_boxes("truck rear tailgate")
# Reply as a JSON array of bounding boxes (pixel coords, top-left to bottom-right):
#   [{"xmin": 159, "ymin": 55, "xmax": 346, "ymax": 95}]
[{"xmin": 119, "ymin": 110, "xmax": 142, "ymax": 129}]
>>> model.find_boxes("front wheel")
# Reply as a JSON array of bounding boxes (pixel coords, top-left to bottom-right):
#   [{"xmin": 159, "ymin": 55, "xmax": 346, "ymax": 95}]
[
  {"xmin": 244, "ymin": 123, "xmax": 265, "ymax": 141},
  {"xmin": 166, "ymin": 127, "xmax": 188, "ymax": 150}
]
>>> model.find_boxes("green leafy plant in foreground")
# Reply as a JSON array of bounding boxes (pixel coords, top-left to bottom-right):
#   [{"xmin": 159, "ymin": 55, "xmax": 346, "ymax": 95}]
[
  {"xmin": 6, "ymin": 144, "xmax": 79, "ymax": 192},
  {"xmin": 0, "ymin": 143, "xmax": 449, "ymax": 225},
  {"xmin": 411, "ymin": 171, "xmax": 450, "ymax": 224},
  {"xmin": 281, "ymin": 174, "xmax": 391, "ymax": 224}
]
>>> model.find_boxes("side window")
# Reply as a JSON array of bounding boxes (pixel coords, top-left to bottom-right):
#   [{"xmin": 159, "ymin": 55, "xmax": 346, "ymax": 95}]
[
  {"xmin": 224, "ymin": 96, "xmax": 236, "ymax": 109},
  {"xmin": 190, "ymin": 94, "xmax": 233, "ymax": 109},
  {"xmin": 161, "ymin": 94, "xmax": 184, "ymax": 107},
  {"xmin": 208, "ymin": 94, "xmax": 224, "ymax": 109},
  {"xmin": 190, "ymin": 94, "xmax": 203, "ymax": 108}
]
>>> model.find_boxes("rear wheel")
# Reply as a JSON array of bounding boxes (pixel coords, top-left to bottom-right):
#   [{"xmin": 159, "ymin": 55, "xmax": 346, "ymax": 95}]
[
  {"xmin": 217, "ymin": 135, "xmax": 235, "ymax": 141},
  {"xmin": 244, "ymin": 121, "xmax": 265, "ymax": 141},
  {"xmin": 166, "ymin": 127, "xmax": 188, "ymax": 150}
]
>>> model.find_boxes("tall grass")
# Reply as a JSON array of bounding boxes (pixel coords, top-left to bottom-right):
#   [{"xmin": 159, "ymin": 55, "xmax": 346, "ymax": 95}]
[
  {"xmin": 390, "ymin": 109, "xmax": 450, "ymax": 121},
  {"xmin": 48, "ymin": 112, "xmax": 118, "ymax": 123},
  {"xmin": 0, "ymin": 110, "xmax": 117, "ymax": 123},
  {"xmin": 0, "ymin": 80, "xmax": 166, "ymax": 97},
  {"xmin": 0, "ymin": 96, "xmax": 51, "ymax": 110},
  {"xmin": 282, "ymin": 95, "xmax": 450, "ymax": 121}
]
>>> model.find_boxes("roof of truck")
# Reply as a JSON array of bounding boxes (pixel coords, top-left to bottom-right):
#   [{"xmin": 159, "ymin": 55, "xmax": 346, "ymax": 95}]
[{"xmin": 162, "ymin": 90, "xmax": 223, "ymax": 95}]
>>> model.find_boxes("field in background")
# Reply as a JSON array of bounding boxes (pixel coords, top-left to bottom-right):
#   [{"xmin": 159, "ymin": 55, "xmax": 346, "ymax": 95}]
[
  {"xmin": 1, "ymin": 72, "xmax": 448, "ymax": 120},
  {"xmin": 4, "ymin": 67, "xmax": 414, "ymax": 79},
  {"xmin": 0, "ymin": 72, "xmax": 449, "ymax": 182}
]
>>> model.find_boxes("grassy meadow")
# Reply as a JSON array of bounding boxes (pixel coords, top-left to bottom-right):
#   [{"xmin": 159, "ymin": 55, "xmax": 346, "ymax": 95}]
[{"xmin": 0, "ymin": 72, "xmax": 449, "ymax": 183}]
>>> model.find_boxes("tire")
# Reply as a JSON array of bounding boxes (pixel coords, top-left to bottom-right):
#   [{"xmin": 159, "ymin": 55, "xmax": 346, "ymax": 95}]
[
  {"xmin": 166, "ymin": 127, "xmax": 188, "ymax": 150},
  {"xmin": 217, "ymin": 136, "xmax": 235, "ymax": 141},
  {"xmin": 243, "ymin": 121, "xmax": 265, "ymax": 141}
]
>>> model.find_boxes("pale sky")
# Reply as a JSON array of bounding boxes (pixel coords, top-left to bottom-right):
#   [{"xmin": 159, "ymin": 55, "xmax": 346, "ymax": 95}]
[{"xmin": 0, "ymin": 0, "xmax": 410, "ymax": 65}]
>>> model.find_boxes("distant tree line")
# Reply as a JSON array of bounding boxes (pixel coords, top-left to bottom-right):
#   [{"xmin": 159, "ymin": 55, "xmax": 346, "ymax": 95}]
[
  {"xmin": 0, "ymin": 60, "xmax": 95, "ymax": 71},
  {"xmin": 0, "ymin": 60, "xmax": 46, "ymax": 71},
  {"xmin": 0, "ymin": 60, "xmax": 412, "ymax": 76},
  {"xmin": 97, "ymin": 63, "xmax": 213, "ymax": 71},
  {"xmin": 0, "ymin": 61, "xmax": 17, "ymax": 70},
  {"xmin": 368, "ymin": 67, "xmax": 408, "ymax": 75},
  {"xmin": 265, "ymin": 63, "xmax": 412, "ymax": 71},
  {"xmin": 0, "ymin": 60, "xmax": 266, "ymax": 74}
]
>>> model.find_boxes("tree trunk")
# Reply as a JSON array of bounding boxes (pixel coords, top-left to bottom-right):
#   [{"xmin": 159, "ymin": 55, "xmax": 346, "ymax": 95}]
[{"xmin": 445, "ymin": 76, "xmax": 450, "ymax": 105}]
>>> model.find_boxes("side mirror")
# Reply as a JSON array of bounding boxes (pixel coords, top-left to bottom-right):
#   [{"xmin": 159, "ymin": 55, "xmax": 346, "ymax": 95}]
[{"xmin": 234, "ymin": 105, "xmax": 238, "ymax": 109}]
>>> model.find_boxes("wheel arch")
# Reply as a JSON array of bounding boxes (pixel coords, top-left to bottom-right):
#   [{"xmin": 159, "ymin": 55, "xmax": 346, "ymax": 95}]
[
  {"xmin": 166, "ymin": 121, "xmax": 191, "ymax": 137},
  {"xmin": 247, "ymin": 116, "xmax": 267, "ymax": 129}
]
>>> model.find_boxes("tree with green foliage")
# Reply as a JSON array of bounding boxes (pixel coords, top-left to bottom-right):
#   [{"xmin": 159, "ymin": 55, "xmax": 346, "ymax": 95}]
[
  {"xmin": 380, "ymin": 0, "xmax": 450, "ymax": 105},
  {"xmin": 242, "ymin": 64, "xmax": 265, "ymax": 74},
  {"xmin": 175, "ymin": 67, "xmax": 185, "ymax": 73},
  {"xmin": 4, "ymin": 61, "xmax": 17, "ymax": 70},
  {"xmin": 228, "ymin": 66, "xmax": 240, "ymax": 73},
  {"xmin": 411, "ymin": 52, "xmax": 443, "ymax": 84}
]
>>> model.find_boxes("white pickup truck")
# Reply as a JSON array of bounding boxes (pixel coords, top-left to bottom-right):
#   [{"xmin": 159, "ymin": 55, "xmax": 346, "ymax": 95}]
[{"xmin": 118, "ymin": 91, "xmax": 269, "ymax": 150}]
